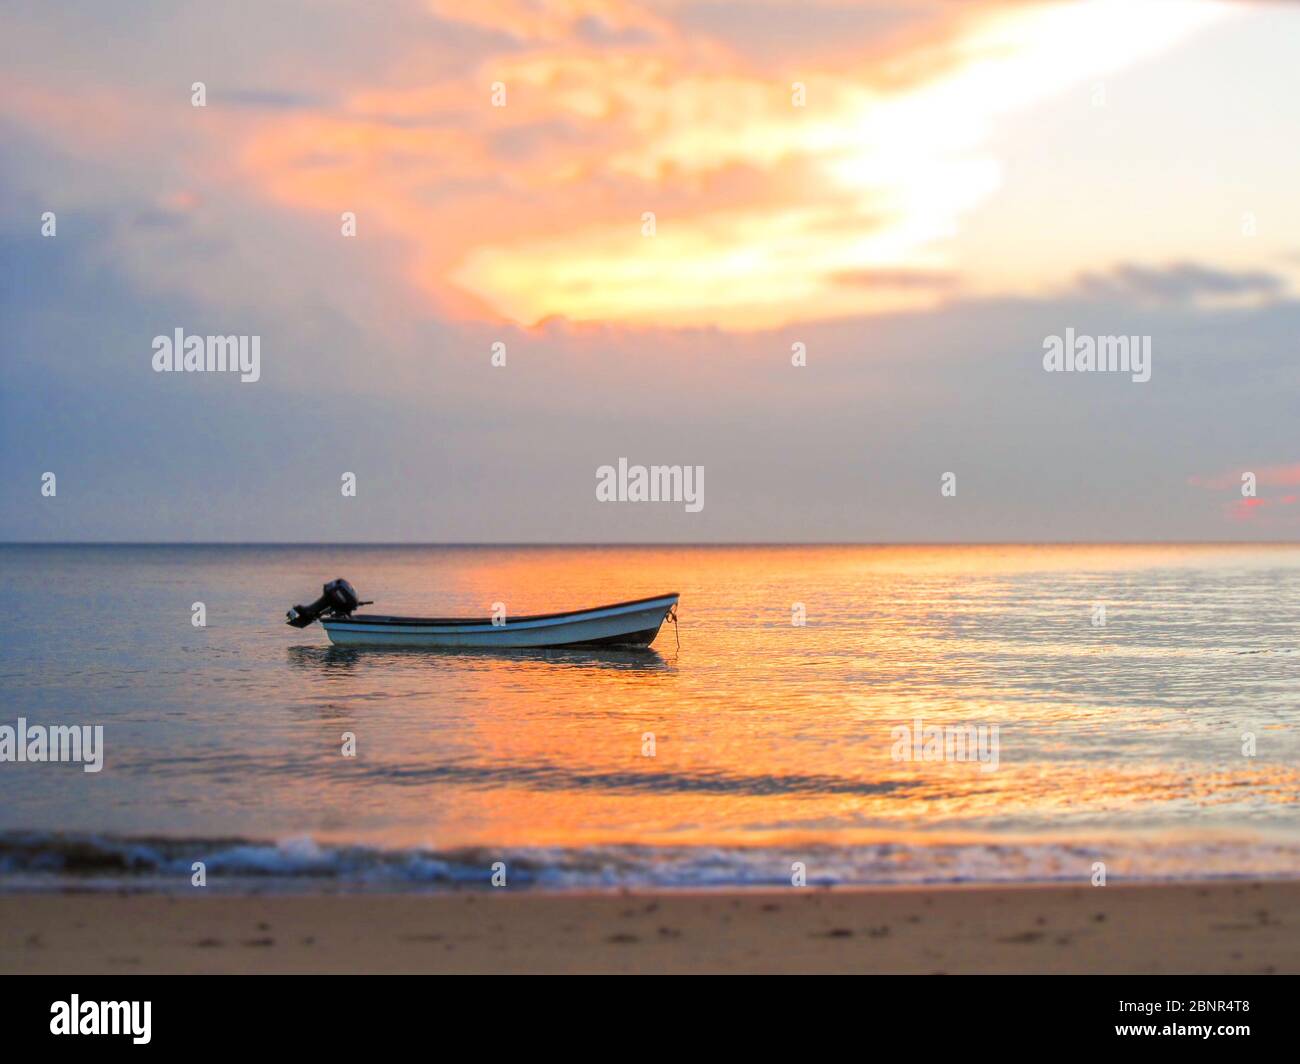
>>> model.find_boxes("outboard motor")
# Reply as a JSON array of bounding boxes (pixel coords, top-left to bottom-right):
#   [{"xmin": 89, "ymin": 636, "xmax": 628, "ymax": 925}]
[{"xmin": 286, "ymin": 578, "xmax": 367, "ymax": 628}]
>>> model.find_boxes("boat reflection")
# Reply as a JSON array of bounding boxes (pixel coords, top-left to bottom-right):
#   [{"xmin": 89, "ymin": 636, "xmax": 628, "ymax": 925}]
[{"xmin": 286, "ymin": 643, "xmax": 673, "ymax": 673}]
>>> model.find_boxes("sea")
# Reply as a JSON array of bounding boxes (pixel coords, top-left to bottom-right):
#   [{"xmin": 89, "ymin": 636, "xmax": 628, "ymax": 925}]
[{"xmin": 1, "ymin": 543, "xmax": 1297, "ymax": 892}]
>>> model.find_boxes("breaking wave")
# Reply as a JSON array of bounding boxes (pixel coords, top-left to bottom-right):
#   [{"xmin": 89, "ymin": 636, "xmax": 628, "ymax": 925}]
[{"xmin": 2, "ymin": 831, "xmax": 1298, "ymax": 893}]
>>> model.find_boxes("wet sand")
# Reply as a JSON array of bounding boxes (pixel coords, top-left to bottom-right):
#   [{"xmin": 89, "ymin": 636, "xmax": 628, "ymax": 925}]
[{"xmin": 2, "ymin": 880, "xmax": 1296, "ymax": 974}]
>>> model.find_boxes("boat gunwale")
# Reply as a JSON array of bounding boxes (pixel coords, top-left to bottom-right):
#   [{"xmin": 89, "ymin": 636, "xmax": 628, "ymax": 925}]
[{"xmin": 319, "ymin": 592, "xmax": 679, "ymax": 629}]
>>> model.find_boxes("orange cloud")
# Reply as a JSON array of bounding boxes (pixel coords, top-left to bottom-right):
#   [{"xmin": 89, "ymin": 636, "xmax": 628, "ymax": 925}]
[
  {"xmin": 1190, "ymin": 464, "xmax": 1300, "ymax": 526},
  {"xmin": 1189, "ymin": 464, "xmax": 1300, "ymax": 491},
  {"xmin": 328, "ymin": 4, "xmax": 1228, "ymax": 325},
  {"xmin": 4, "ymin": 0, "xmax": 1234, "ymax": 330}
]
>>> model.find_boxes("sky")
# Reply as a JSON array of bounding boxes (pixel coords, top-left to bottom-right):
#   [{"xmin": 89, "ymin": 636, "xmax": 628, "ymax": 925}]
[{"xmin": 1, "ymin": 0, "xmax": 1297, "ymax": 542}]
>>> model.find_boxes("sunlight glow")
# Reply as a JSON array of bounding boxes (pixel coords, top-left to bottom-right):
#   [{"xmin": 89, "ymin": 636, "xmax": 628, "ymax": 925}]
[{"xmin": 448, "ymin": 1, "xmax": 1230, "ymax": 328}]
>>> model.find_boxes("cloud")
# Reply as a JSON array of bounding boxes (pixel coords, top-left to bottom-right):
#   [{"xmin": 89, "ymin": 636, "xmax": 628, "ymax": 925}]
[
  {"xmin": 2, "ymin": 0, "xmax": 1228, "ymax": 330},
  {"xmin": 1189, "ymin": 462, "xmax": 1300, "ymax": 528},
  {"xmin": 6, "ymin": 177, "xmax": 1300, "ymax": 541},
  {"xmin": 1, "ymin": 0, "xmax": 1292, "ymax": 542},
  {"xmin": 1189, "ymin": 464, "xmax": 1300, "ymax": 491},
  {"xmin": 424, "ymin": 0, "xmax": 674, "ymax": 45},
  {"xmin": 831, "ymin": 268, "xmax": 958, "ymax": 290},
  {"xmin": 218, "ymin": 89, "xmax": 337, "ymax": 111},
  {"xmin": 1074, "ymin": 262, "xmax": 1288, "ymax": 306}
]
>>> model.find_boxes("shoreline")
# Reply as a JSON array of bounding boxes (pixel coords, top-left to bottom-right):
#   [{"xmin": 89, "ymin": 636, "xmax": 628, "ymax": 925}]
[{"xmin": 3, "ymin": 879, "xmax": 1296, "ymax": 974}]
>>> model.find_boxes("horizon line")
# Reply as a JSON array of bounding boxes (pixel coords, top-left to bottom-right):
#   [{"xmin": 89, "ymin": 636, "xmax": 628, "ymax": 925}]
[{"xmin": 2, "ymin": 540, "xmax": 1298, "ymax": 548}]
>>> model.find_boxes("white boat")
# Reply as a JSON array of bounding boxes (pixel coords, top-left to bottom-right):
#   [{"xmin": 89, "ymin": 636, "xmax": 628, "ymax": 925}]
[{"xmin": 287, "ymin": 579, "xmax": 678, "ymax": 649}]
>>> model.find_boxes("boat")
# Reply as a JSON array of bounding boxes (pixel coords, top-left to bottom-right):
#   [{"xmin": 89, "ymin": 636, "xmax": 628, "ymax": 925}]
[{"xmin": 286, "ymin": 578, "xmax": 679, "ymax": 649}]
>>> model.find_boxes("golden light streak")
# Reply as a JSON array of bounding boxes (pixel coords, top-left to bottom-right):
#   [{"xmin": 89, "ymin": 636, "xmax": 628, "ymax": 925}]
[{"xmin": 446, "ymin": 1, "xmax": 1229, "ymax": 328}]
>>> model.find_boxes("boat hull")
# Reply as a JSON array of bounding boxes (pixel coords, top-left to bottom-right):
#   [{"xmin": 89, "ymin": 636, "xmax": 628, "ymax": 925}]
[{"xmin": 319, "ymin": 594, "xmax": 678, "ymax": 649}]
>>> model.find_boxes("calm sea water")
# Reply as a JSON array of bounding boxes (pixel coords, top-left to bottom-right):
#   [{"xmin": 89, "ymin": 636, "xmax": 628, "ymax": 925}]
[{"xmin": 1, "ymin": 543, "xmax": 1298, "ymax": 890}]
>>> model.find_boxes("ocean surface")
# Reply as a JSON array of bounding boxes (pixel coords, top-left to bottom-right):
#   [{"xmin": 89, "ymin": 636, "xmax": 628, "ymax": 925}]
[{"xmin": 1, "ymin": 543, "xmax": 1298, "ymax": 892}]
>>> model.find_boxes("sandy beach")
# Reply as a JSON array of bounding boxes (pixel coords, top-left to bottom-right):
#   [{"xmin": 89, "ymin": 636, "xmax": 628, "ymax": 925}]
[{"xmin": 2, "ymin": 880, "xmax": 1296, "ymax": 975}]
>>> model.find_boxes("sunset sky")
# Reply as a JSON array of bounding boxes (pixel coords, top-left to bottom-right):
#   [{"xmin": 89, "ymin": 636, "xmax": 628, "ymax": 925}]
[{"xmin": 2, "ymin": 0, "xmax": 1298, "ymax": 541}]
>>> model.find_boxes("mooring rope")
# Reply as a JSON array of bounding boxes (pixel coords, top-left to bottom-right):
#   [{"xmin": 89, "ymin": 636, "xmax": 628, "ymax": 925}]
[{"xmin": 667, "ymin": 604, "xmax": 679, "ymax": 652}]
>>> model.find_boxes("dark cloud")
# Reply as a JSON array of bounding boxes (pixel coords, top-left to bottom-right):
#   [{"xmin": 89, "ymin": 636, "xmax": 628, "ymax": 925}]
[
  {"xmin": 1072, "ymin": 262, "xmax": 1286, "ymax": 305},
  {"xmin": 218, "ymin": 89, "xmax": 335, "ymax": 111},
  {"xmin": 4, "ymin": 193, "xmax": 1298, "ymax": 542}
]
